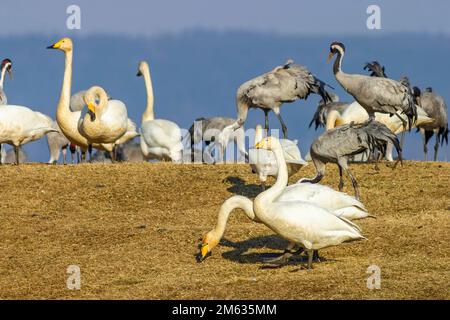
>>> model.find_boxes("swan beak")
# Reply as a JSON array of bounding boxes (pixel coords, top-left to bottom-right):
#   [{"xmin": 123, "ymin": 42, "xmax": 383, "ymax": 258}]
[
  {"xmin": 200, "ymin": 243, "xmax": 210, "ymax": 261},
  {"xmin": 47, "ymin": 40, "xmax": 63, "ymax": 49},
  {"xmin": 136, "ymin": 70, "xmax": 143, "ymax": 77},
  {"xmin": 87, "ymin": 103, "xmax": 96, "ymax": 121},
  {"xmin": 255, "ymin": 140, "xmax": 264, "ymax": 149},
  {"xmin": 326, "ymin": 52, "xmax": 334, "ymax": 64}
]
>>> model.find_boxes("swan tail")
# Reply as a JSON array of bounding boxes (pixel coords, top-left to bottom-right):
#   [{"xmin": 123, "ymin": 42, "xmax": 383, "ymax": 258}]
[{"xmin": 338, "ymin": 216, "xmax": 363, "ymax": 234}]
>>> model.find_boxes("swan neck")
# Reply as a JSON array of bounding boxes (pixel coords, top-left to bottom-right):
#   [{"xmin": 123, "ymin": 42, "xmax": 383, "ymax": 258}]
[
  {"xmin": 94, "ymin": 87, "xmax": 109, "ymax": 117},
  {"xmin": 56, "ymin": 50, "xmax": 73, "ymax": 129},
  {"xmin": 212, "ymin": 196, "xmax": 254, "ymax": 240},
  {"xmin": 141, "ymin": 65, "xmax": 154, "ymax": 123},
  {"xmin": 256, "ymin": 145, "xmax": 289, "ymax": 206}
]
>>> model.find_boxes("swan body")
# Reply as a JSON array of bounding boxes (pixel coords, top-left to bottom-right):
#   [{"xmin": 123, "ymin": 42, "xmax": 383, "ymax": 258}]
[
  {"xmin": 78, "ymin": 86, "xmax": 128, "ymax": 144},
  {"xmin": 0, "ymin": 105, "xmax": 56, "ymax": 163},
  {"xmin": 72, "ymin": 90, "xmax": 138, "ymax": 150},
  {"xmin": 137, "ymin": 61, "xmax": 183, "ymax": 162},
  {"xmin": 253, "ymin": 137, "xmax": 365, "ymax": 268},
  {"xmin": 278, "ymin": 182, "xmax": 370, "ymax": 220}
]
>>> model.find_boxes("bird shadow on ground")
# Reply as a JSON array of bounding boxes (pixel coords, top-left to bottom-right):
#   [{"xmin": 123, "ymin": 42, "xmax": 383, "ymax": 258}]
[
  {"xmin": 216, "ymin": 236, "xmax": 338, "ymax": 269},
  {"xmin": 223, "ymin": 176, "xmax": 262, "ymax": 198}
]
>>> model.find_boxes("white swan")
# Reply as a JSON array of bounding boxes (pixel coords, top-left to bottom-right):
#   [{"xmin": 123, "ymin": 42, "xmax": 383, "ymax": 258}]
[
  {"xmin": 252, "ymin": 137, "xmax": 366, "ymax": 269},
  {"xmin": 137, "ymin": 60, "xmax": 183, "ymax": 162},
  {"xmin": 200, "ymin": 181, "xmax": 371, "ymax": 261},
  {"xmin": 249, "ymin": 124, "xmax": 307, "ymax": 190},
  {"xmin": 78, "ymin": 86, "xmax": 128, "ymax": 159},
  {"xmin": 47, "ymin": 37, "xmax": 115, "ymax": 161},
  {"xmin": 0, "ymin": 106, "xmax": 56, "ymax": 164},
  {"xmin": 71, "ymin": 89, "xmax": 139, "ymax": 159}
]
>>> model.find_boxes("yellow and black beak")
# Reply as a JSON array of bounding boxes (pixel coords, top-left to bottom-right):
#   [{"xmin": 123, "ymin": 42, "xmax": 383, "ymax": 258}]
[
  {"xmin": 87, "ymin": 103, "xmax": 96, "ymax": 121},
  {"xmin": 255, "ymin": 140, "xmax": 264, "ymax": 149},
  {"xmin": 200, "ymin": 243, "xmax": 209, "ymax": 260},
  {"xmin": 47, "ymin": 40, "xmax": 63, "ymax": 50}
]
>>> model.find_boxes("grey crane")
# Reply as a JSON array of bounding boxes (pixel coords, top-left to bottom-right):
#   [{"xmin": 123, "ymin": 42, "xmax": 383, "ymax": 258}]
[
  {"xmin": 415, "ymin": 87, "xmax": 448, "ymax": 161},
  {"xmin": 301, "ymin": 121, "xmax": 402, "ymax": 199},
  {"xmin": 226, "ymin": 59, "xmax": 331, "ymax": 138},
  {"xmin": 187, "ymin": 117, "xmax": 247, "ymax": 163},
  {"xmin": 327, "ymin": 42, "xmax": 417, "ymax": 129}
]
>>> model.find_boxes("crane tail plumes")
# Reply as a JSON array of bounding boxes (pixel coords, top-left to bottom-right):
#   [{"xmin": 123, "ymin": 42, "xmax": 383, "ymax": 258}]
[
  {"xmin": 309, "ymin": 100, "xmax": 326, "ymax": 130},
  {"xmin": 311, "ymin": 77, "xmax": 333, "ymax": 106},
  {"xmin": 363, "ymin": 61, "xmax": 387, "ymax": 78},
  {"xmin": 357, "ymin": 121, "xmax": 402, "ymax": 161}
]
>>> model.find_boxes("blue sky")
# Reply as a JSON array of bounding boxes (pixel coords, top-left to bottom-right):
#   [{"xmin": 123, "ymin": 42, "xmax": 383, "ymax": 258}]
[
  {"xmin": 1, "ymin": 0, "xmax": 450, "ymax": 36},
  {"xmin": 0, "ymin": 1, "xmax": 448, "ymax": 162}
]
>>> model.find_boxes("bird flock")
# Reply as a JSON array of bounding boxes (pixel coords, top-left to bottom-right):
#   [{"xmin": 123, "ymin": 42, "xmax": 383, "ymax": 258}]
[{"xmin": 0, "ymin": 38, "xmax": 448, "ymax": 270}]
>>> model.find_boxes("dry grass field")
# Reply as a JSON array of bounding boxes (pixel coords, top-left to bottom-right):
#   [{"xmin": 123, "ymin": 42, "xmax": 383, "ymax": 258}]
[{"xmin": 0, "ymin": 161, "xmax": 449, "ymax": 300}]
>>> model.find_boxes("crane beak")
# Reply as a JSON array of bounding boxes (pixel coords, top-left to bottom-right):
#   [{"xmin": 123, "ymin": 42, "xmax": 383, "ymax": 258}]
[
  {"xmin": 7, "ymin": 67, "xmax": 12, "ymax": 80},
  {"xmin": 326, "ymin": 52, "xmax": 334, "ymax": 64}
]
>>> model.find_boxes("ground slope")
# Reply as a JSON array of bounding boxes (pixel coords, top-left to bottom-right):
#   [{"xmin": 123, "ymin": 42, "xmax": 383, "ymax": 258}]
[{"xmin": 0, "ymin": 162, "xmax": 449, "ymax": 299}]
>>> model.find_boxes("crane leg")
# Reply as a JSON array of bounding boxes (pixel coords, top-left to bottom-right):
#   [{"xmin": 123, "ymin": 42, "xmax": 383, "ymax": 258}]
[
  {"xmin": 434, "ymin": 133, "xmax": 440, "ymax": 161},
  {"xmin": 272, "ymin": 107, "xmax": 287, "ymax": 138},
  {"xmin": 339, "ymin": 158, "xmax": 360, "ymax": 199},
  {"xmin": 338, "ymin": 165, "xmax": 344, "ymax": 191},
  {"xmin": 88, "ymin": 145, "xmax": 93, "ymax": 163},
  {"xmin": 346, "ymin": 168, "xmax": 360, "ymax": 200},
  {"xmin": 62, "ymin": 146, "xmax": 67, "ymax": 165},
  {"xmin": 301, "ymin": 158, "xmax": 325, "ymax": 184},
  {"xmin": 420, "ymin": 129, "xmax": 428, "ymax": 161},
  {"xmin": 263, "ymin": 109, "xmax": 270, "ymax": 133}
]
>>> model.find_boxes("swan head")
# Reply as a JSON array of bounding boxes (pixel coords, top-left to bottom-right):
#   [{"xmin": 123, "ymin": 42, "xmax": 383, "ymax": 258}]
[
  {"xmin": 136, "ymin": 60, "xmax": 149, "ymax": 77},
  {"xmin": 327, "ymin": 41, "xmax": 345, "ymax": 63},
  {"xmin": 199, "ymin": 231, "xmax": 219, "ymax": 261},
  {"xmin": 254, "ymin": 136, "xmax": 281, "ymax": 151},
  {"xmin": 47, "ymin": 37, "xmax": 73, "ymax": 52},
  {"xmin": 1, "ymin": 59, "xmax": 13, "ymax": 80},
  {"xmin": 83, "ymin": 86, "xmax": 108, "ymax": 121}
]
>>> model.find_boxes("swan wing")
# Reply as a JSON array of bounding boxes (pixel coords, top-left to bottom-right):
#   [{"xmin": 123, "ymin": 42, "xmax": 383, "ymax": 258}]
[
  {"xmin": 278, "ymin": 183, "xmax": 367, "ymax": 212},
  {"xmin": 265, "ymin": 202, "xmax": 365, "ymax": 248},
  {"xmin": 142, "ymin": 119, "xmax": 182, "ymax": 151}
]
